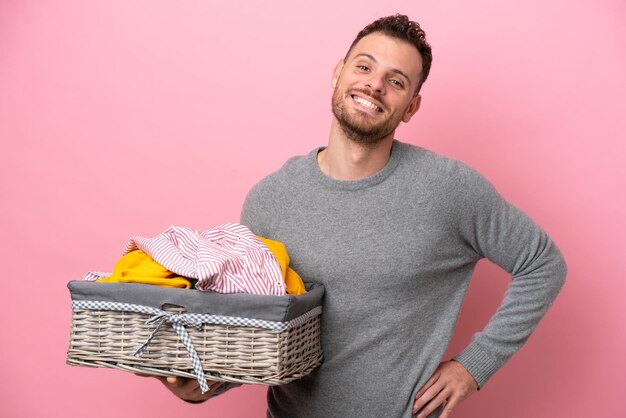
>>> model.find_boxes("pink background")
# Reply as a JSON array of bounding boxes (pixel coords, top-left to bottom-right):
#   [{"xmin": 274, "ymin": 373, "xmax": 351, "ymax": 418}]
[{"xmin": 1, "ymin": 0, "xmax": 624, "ymax": 417}]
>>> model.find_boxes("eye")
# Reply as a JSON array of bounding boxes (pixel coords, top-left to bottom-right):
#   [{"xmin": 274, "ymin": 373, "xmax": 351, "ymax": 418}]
[
  {"xmin": 357, "ymin": 65, "xmax": 369, "ymax": 72},
  {"xmin": 390, "ymin": 79, "xmax": 404, "ymax": 88}
]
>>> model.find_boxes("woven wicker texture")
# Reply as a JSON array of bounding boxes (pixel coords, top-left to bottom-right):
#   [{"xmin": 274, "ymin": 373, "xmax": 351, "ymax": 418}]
[{"xmin": 67, "ymin": 304, "xmax": 323, "ymax": 385}]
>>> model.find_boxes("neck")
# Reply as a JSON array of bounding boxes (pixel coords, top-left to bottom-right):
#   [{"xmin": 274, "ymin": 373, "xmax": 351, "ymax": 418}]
[{"xmin": 317, "ymin": 118, "xmax": 395, "ymax": 180}]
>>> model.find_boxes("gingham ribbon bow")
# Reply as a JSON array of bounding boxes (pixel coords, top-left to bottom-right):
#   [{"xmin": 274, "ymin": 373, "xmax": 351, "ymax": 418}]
[{"xmin": 133, "ymin": 311, "xmax": 210, "ymax": 393}]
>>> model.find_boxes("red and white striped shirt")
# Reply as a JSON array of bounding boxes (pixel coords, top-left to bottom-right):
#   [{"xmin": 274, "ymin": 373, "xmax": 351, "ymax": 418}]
[{"xmin": 84, "ymin": 223, "xmax": 286, "ymax": 296}]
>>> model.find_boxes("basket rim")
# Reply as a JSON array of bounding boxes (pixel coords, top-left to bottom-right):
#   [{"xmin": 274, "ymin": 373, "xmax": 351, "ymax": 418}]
[{"xmin": 68, "ymin": 280, "xmax": 325, "ymax": 322}]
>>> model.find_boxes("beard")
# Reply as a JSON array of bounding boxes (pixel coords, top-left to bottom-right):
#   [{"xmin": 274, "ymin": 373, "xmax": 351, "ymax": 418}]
[{"xmin": 331, "ymin": 87, "xmax": 402, "ymax": 146}]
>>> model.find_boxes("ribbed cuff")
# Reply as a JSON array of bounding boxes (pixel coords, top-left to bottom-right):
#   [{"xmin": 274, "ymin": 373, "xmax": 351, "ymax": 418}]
[{"xmin": 453, "ymin": 344, "xmax": 500, "ymax": 389}]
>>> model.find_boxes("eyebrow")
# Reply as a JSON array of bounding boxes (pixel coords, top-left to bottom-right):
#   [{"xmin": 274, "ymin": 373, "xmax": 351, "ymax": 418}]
[{"xmin": 353, "ymin": 53, "xmax": 412, "ymax": 85}]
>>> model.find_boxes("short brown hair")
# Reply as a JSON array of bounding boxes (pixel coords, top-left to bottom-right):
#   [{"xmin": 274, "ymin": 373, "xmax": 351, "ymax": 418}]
[{"xmin": 345, "ymin": 14, "xmax": 433, "ymax": 95}]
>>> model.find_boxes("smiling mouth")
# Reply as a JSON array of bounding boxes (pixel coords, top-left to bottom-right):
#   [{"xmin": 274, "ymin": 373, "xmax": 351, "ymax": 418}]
[{"xmin": 351, "ymin": 95, "xmax": 383, "ymax": 113}]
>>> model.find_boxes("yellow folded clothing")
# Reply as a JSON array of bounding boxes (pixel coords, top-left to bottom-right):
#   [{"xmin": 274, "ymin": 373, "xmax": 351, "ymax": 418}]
[
  {"xmin": 96, "ymin": 238, "xmax": 305, "ymax": 294},
  {"xmin": 258, "ymin": 236, "xmax": 307, "ymax": 296},
  {"xmin": 96, "ymin": 249, "xmax": 192, "ymax": 289}
]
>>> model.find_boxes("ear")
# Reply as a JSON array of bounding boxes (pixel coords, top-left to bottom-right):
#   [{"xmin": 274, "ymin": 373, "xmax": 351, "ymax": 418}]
[
  {"xmin": 402, "ymin": 94, "xmax": 422, "ymax": 123},
  {"xmin": 331, "ymin": 59, "xmax": 345, "ymax": 89}
]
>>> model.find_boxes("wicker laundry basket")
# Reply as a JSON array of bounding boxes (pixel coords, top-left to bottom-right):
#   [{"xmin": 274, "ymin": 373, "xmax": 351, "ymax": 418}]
[{"xmin": 67, "ymin": 281, "xmax": 324, "ymax": 389}]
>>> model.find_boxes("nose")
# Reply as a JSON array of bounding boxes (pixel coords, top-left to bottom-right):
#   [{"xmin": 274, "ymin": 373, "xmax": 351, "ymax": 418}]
[{"xmin": 365, "ymin": 73, "xmax": 385, "ymax": 94}]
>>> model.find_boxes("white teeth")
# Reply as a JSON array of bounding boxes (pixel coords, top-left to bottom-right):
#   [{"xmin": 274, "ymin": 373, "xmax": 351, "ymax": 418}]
[{"xmin": 353, "ymin": 96, "xmax": 381, "ymax": 111}]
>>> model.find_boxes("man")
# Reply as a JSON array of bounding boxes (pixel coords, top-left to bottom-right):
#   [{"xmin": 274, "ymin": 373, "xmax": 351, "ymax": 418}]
[{"xmin": 158, "ymin": 14, "xmax": 566, "ymax": 417}]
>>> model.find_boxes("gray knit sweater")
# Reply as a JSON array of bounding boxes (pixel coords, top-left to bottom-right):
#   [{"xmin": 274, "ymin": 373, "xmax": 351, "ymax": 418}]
[{"xmin": 239, "ymin": 140, "xmax": 566, "ymax": 418}]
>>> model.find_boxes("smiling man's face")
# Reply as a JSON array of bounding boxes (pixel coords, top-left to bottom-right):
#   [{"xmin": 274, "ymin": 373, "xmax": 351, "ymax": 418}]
[{"xmin": 331, "ymin": 32, "xmax": 423, "ymax": 145}]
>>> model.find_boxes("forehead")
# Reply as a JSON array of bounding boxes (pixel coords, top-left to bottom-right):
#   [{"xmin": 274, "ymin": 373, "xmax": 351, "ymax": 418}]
[{"xmin": 347, "ymin": 32, "xmax": 423, "ymax": 81}]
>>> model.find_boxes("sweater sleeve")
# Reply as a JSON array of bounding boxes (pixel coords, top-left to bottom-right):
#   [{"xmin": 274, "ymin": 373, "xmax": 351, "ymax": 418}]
[
  {"xmin": 240, "ymin": 176, "xmax": 279, "ymax": 238},
  {"xmin": 451, "ymin": 166, "xmax": 567, "ymax": 388}
]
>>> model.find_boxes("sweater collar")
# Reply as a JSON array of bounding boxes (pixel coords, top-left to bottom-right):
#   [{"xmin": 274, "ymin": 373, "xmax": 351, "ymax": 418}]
[{"xmin": 308, "ymin": 140, "xmax": 404, "ymax": 191}]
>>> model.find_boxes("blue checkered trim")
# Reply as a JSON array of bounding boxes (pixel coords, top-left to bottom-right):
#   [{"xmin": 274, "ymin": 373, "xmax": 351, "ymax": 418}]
[{"xmin": 71, "ymin": 300, "xmax": 321, "ymax": 331}]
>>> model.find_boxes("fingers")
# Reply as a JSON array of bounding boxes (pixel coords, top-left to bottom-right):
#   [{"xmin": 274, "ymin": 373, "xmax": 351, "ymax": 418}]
[
  {"xmin": 438, "ymin": 395, "xmax": 462, "ymax": 418},
  {"xmin": 184, "ymin": 379, "xmax": 223, "ymax": 397},
  {"xmin": 133, "ymin": 373, "xmax": 225, "ymax": 403},
  {"xmin": 166, "ymin": 376, "xmax": 182, "ymax": 386},
  {"xmin": 412, "ymin": 381, "xmax": 446, "ymax": 417},
  {"xmin": 413, "ymin": 364, "xmax": 444, "ymax": 415},
  {"xmin": 160, "ymin": 377, "xmax": 198, "ymax": 400},
  {"xmin": 413, "ymin": 360, "xmax": 478, "ymax": 417},
  {"xmin": 159, "ymin": 376, "xmax": 224, "ymax": 403},
  {"xmin": 414, "ymin": 369, "xmax": 441, "ymax": 400},
  {"xmin": 415, "ymin": 386, "xmax": 450, "ymax": 418},
  {"xmin": 206, "ymin": 381, "xmax": 224, "ymax": 396}
]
